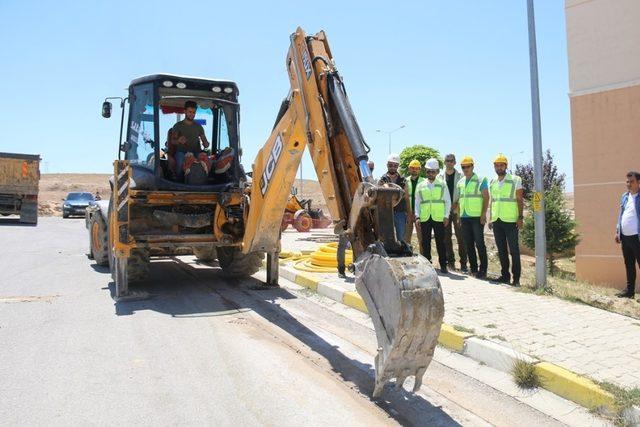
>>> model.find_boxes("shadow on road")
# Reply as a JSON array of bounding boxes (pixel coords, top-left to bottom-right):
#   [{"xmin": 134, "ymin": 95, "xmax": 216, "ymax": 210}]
[
  {"xmin": 102, "ymin": 257, "xmax": 460, "ymax": 426},
  {"xmin": 0, "ymin": 218, "xmax": 37, "ymax": 227}
]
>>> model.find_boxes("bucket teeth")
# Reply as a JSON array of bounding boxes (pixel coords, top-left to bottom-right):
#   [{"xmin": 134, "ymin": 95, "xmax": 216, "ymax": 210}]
[{"xmin": 354, "ymin": 250, "xmax": 444, "ymax": 398}]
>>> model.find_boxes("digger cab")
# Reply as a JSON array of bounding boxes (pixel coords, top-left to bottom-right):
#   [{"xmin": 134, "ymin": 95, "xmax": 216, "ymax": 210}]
[{"xmin": 102, "ymin": 74, "xmax": 244, "ymax": 190}]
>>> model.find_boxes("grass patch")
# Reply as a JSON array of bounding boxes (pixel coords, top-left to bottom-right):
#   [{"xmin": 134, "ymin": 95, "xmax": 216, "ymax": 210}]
[
  {"xmin": 511, "ymin": 359, "xmax": 541, "ymax": 389},
  {"xmin": 483, "ymin": 323, "xmax": 497, "ymax": 329},
  {"xmin": 491, "ymin": 335, "xmax": 506, "ymax": 342},
  {"xmin": 598, "ymin": 381, "xmax": 640, "ymax": 411},
  {"xmin": 453, "ymin": 324, "xmax": 475, "ymax": 334}
]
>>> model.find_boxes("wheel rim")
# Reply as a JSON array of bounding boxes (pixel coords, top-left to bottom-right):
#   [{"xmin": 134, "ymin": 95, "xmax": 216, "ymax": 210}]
[{"xmin": 91, "ymin": 221, "xmax": 101, "ymax": 254}]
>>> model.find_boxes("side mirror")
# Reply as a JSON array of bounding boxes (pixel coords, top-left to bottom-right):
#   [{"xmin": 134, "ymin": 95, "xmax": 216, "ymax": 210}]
[{"xmin": 102, "ymin": 101, "xmax": 112, "ymax": 118}]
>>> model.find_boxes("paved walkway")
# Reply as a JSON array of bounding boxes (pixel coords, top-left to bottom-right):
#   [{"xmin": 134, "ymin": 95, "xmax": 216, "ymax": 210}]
[{"xmin": 280, "ymin": 230, "xmax": 640, "ymax": 390}]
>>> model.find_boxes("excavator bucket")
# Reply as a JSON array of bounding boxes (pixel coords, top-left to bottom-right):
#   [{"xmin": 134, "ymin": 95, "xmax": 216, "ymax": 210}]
[{"xmin": 354, "ymin": 246, "xmax": 445, "ymax": 398}]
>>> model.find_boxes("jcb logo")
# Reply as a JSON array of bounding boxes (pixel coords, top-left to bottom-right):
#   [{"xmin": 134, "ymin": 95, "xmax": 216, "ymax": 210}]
[
  {"xmin": 260, "ymin": 134, "xmax": 284, "ymax": 196},
  {"xmin": 301, "ymin": 45, "xmax": 312, "ymax": 80}
]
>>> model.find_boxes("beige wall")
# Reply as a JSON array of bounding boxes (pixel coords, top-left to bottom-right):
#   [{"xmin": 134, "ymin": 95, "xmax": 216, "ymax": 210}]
[
  {"xmin": 566, "ymin": 0, "xmax": 640, "ymax": 95},
  {"xmin": 566, "ymin": 0, "xmax": 640, "ymax": 287},
  {"xmin": 572, "ymin": 85, "xmax": 640, "ymax": 287}
]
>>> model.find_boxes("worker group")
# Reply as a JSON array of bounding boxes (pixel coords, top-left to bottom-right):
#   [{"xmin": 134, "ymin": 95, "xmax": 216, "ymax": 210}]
[{"xmin": 377, "ymin": 153, "xmax": 523, "ymax": 286}]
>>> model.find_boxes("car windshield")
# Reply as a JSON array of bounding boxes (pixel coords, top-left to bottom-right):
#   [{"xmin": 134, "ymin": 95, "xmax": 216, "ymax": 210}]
[{"xmin": 66, "ymin": 193, "xmax": 94, "ymax": 201}]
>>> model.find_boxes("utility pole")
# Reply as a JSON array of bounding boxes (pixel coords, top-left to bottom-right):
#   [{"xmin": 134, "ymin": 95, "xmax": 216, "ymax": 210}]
[
  {"xmin": 376, "ymin": 125, "xmax": 406, "ymax": 154},
  {"xmin": 527, "ymin": 0, "xmax": 547, "ymax": 289}
]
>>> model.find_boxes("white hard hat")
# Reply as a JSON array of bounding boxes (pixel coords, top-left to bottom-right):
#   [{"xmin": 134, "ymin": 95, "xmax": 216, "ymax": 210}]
[
  {"xmin": 387, "ymin": 153, "xmax": 400, "ymax": 164},
  {"xmin": 425, "ymin": 158, "xmax": 440, "ymax": 171}
]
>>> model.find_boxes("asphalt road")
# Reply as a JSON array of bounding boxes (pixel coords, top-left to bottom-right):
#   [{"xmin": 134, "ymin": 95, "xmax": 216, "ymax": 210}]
[{"xmin": 0, "ymin": 217, "xmax": 568, "ymax": 426}]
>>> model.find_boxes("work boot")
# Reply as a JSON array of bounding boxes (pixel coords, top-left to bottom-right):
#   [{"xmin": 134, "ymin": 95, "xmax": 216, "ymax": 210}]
[
  {"xmin": 616, "ymin": 291, "xmax": 634, "ymax": 298},
  {"xmin": 440, "ymin": 265, "xmax": 449, "ymax": 274},
  {"xmin": 460, "ymin": 264, "xmax": 468, "ymax": 273},
  {"xmin": 475, "ymin": 271, "xmax": 487, "ymax": 280},
  {"xmin": 511, "ymin": 278, "xmax": 520, "ymax": 287},
  {"xmin": 496, "ymin": 276, "xmax": 510, "ymax": 284},
  {"xmin": 447, "ymin": 262, "xmax": 456, "ymax": 271}
]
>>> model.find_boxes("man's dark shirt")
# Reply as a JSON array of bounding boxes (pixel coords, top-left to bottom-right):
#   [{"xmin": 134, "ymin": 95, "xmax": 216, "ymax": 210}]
[
  {"xmin": 410, "ymin": 177, "xmax": 419, "ymax": 212},
  {"xmin": 446, "ymin": 171, "xmax": 455, "ymax": 202},
  {"xmin": 379, "ymin": 173, "xmax": 407, "ymax": 213}
]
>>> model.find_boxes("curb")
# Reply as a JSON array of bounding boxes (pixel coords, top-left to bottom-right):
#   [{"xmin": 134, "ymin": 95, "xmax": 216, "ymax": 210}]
[{"xmin": 277, "ymin": 263, "xmax": 633, "ymax": 417}]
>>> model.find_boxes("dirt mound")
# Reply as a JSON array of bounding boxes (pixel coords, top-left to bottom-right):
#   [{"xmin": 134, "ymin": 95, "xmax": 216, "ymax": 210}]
[
  {"xmin": 38, "ymin": 174, "xmax": 329, "ymax": 218},
  {"xmin": 39, "ymin": 174, "xmax": 111, "ymax": 217}
]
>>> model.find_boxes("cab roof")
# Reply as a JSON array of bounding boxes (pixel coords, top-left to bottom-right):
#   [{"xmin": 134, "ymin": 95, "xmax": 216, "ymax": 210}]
[{"xmin": 130, "ymin": 73, "xmax": 239, "ymax": 96}]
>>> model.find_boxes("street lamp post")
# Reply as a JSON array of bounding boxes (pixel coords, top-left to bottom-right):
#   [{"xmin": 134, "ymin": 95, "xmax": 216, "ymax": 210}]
[
  {"xmin": 376, "ymin": 125, "xmax": 406, "ymax": 154},
  {"xmin": 526, "ymin": 0, "xmax": 547, "ymax": 289}
]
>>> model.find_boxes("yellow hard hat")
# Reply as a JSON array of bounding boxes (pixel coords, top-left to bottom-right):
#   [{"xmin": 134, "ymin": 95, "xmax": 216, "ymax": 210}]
[
  {"xmin": 493, "ymin": 153, "xmax": 508, "ymax": 165},
  {"xmin": 408, "ymin": 159, "xmax": 421, "ymax": 168},
  {"xmin": 460, "ymin": 156, "xmax": 474, "ymax": 166}
]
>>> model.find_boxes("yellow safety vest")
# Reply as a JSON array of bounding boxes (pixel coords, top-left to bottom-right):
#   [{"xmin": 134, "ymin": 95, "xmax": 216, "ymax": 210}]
[
  {"xmin": 407, "ymin": 176, "xmax": 425, "ymax": 211},
  {"xmin": 457, "ymin": 174, "xmax": 484, "ymax": 217},
  {"xmin": 490, "ymin": 174, "xmax": 519, "ymax": 222},
  {"xmin": 418, "ymin": 179, "xmax": 446, "ymax": 222}
]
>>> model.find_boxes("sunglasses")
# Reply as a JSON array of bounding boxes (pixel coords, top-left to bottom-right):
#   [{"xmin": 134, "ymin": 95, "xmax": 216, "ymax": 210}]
[
  {"xmin": 461, "ymin": 165, "xmax": 472, "ymax": 169},
  {"xmin": 445, "ymin": 159, "xmax": 455, "ymax": 163},
  {"xmin": 426, "ymin": 170, "xmax": 438, "ymax": 174}
]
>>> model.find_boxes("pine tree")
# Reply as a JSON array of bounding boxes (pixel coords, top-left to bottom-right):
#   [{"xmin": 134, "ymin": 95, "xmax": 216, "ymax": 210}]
[{"xmin": 521, "ymin": 185, "xmax": 579, "ymax": 275}]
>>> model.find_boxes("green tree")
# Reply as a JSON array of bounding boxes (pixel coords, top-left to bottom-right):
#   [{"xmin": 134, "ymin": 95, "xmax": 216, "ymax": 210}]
[
  {"xmin": 521, "ymin": 185, "xmax": 580, "ymax": 275},
  {"xmin": 399, "ymin": 145, "xmax": 442, "ymax": 177}
]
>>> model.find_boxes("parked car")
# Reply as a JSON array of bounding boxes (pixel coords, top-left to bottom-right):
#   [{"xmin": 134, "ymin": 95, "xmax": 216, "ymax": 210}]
[{"xmin": 62, "ymin": 192, "xmax": 95, "ymax": 218}]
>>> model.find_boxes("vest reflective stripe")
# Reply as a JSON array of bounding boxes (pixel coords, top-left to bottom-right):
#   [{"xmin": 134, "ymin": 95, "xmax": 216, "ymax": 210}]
[
  {"xmin": 407, "ymin": 176, "xmax": 425, "ymax": 211},
  {"xmin": 458, "ymin": 174, "xmax": 484, "ymax": 217},
  {"xmin": 419, "ymin": 181, "xmax": 446, "ymax": 221},
  {"xmin": 490, "ymin": 175, "xmax": 518, "ymax": 222}
]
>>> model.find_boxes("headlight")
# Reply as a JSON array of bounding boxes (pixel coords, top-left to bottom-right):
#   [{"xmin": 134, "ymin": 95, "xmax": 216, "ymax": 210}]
[
  {"xmin": 162, "ymin": 80, "xmax": 173, "ymax": 87},
  {"xmin": 212, "ymin": 86, "xmax": 222, "ymax": 93},
  {"xmin": 176, "ymin": 82, "xmax": 187, "ymax": 89},
  {"xmin": 223, "ymin": 87, "xmax": 233, "ymax": 94}
]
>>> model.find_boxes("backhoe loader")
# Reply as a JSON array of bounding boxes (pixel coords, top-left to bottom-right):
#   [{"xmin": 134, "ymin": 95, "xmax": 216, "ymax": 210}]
[{"xmin": 88, "ymin": 27, "xmax": 444, "ymax": 397}]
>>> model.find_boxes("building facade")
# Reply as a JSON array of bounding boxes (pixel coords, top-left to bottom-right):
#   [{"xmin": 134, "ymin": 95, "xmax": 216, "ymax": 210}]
[{"xmin": 565, "ymin": 0, "xmax": 640, "ymax": 287}]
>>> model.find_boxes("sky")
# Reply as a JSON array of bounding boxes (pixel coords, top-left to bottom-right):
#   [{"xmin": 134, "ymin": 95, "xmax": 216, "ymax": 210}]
[{"xmin": 0, "ymin": 0, "xmax": 573, "ymax": 188}]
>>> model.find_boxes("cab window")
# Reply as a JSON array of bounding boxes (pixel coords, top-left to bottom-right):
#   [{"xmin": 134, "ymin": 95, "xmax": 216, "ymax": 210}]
[{"xmin": 127, "ymin": 83, "xmax": 156, "ymax": 168}]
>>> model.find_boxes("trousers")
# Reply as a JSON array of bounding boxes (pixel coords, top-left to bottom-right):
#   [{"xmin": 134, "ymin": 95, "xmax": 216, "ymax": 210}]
[
  {"xmin": 621, "ymin": 234, "xmax": 640, "ymax": 294},
  {"xmin": 461, "ymin": 217, "xmax": 488, "ymax": 274},
  {"xmin": 492, "ymin": 219, "xmax": 521, "ymax": 283},
  {"xmin": 420, "ymin": 218, "xmax": 447, "ymax": 270}
]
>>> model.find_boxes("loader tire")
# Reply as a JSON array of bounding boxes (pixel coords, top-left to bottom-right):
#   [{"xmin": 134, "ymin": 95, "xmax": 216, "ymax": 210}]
[
  {"xmin": 193, "ymin": 245, "xmax": 217, "ymax": 262},
  {"xmin": 217, "ymin": 247, "xmax": 263, "ymax": 278},
  {"xmin": 293, "ymin": 211, "xmax": 312, "ymax": 232},
  {"xmin": 89, "ymin": 211, "xmax": 109, "ymax": 266},
  {"xmin": 126, "ymin": 248, "xmax": 150, "ymax": 283},
  {"xmin": 107, "ymin": 200, "xmax": 150, "ymax": 293}
]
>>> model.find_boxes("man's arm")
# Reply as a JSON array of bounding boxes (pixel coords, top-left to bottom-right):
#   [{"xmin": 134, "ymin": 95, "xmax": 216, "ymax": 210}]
[
  {"xmin": 171, "ymin": 124, "xmax": 186, "ymax": 146},
  {"xmin": 516, "ymin": 188, "xmax": 524, "ymax": 229},
  {"xmin": 615, "ymin": 193, "xmax": 625, "ymax": 243},
  {"xmin": 414, "ymin": 186, "xmax": 422, "ymax": 222},
  {"xmin": 199, "ymin": 132, "xmax": 210, "ymax": 149},
  {"xmin": 195, "ymin": 124, "xmax": 209, "ymax": 149},
  {"xmin": 480, "ymin": 178, "xmax": 489, "ymax": 225},
  {"xmin": 443, "ymin": 185, "xmax": 451, "ymax": 226}
]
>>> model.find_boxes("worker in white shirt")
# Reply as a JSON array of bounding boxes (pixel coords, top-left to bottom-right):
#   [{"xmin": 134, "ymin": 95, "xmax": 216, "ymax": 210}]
[
  {"xmin": 414, "ymin": 158, "xmax": 451, "ymax": 273},
  {"xmin": 615, "ymin": 171, "xmax": 640, "ymax": 299}
]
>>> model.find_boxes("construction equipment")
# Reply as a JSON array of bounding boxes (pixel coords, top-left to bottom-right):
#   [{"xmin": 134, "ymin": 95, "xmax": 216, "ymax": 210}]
[
  {"xmin": 281, "ymin": 193, "xmax": 331, "ymax": 232},
  {"xmin": 89, "ymin": 27, "xmax": 443, "ymax": 397},
  {"xmin": 0, "ymin": 152, "xmax": 40, "ymax": 224}
]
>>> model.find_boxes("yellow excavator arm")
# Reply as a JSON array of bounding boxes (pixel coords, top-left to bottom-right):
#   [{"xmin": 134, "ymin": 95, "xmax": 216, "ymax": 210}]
[{"xmin": 243, "ymin": 27, "xmax": 444, "ymax": 398}]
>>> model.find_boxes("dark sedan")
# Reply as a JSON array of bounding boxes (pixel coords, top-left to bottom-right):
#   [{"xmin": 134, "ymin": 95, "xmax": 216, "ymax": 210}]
[{"xmin": 62, "ymin": 192, "xmax": 95, "ymax": 218}]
